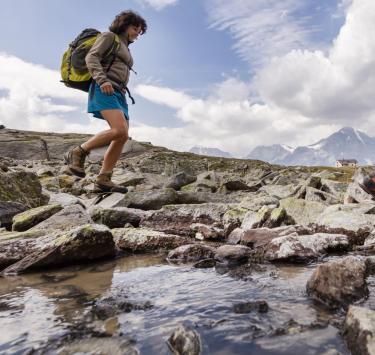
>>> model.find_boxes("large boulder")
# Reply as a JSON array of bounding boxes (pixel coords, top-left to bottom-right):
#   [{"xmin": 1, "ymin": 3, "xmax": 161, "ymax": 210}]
[
  {"xmin": 345, "ymin": 167, "xmax": 375, "ymax": 203},
  {"xmin": 2, "ymin": 224, "xmax": 116, "ymax": 275},
  {"xmin": 0, "ymin": 170, "xmax": 48, "ymax": 208},
  {"xmin": 344, "ymin": 305, "xmax": 375, "ymax": 355},
  {"xmin": 164, "ymin": 172, "xmax": 197, "ymax": 190},
  {"xmin": 306, "ymin": 256, "xmax": 368, "ymax": 309},
  {"xmin": 264, "ymin": 233, "xmax": 349, "ymax": 262},
  {"xmin": 314, "ymin": 203, "xmax": 375, "ymax": 245},
  {"xmin": 112, "ymin": 227, "xmax": 190, "ymax": 253},
  {"xmin": 12, "ymin": 204, "xmax": 63, "ymax": 232},
  {"xmin": 279, "ymin": 197, "xmax": 326, "ymax": 226}
]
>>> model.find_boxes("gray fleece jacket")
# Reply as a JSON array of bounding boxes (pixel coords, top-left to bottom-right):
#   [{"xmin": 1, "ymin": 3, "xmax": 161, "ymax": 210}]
[{"xmin": 85, "ymin": 31, "xmax": 134, "ymax": 92}]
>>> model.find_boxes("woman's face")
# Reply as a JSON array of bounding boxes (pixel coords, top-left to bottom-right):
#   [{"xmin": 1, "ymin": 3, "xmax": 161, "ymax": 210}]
[{"xmin": 126, "ymin": 25, "xmax": 142, "ymax": 42}]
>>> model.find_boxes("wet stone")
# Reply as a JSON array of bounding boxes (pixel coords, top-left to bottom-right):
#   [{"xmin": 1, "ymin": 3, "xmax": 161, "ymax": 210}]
[
  {"xmin": 167, "ymin": 244, "xmax": 216, "ymax": 263},
  {"xmin": 214, "ymin": 245, "xmax": 253, "ymax": 266},
  {"xmin": 193, "ymin": 258, "xmax": 216, "ymax": 269},
  {"xmin": 233, "ymin": 300, "xmax": 269, "ymax": 314},
  {"xmin": 167, "ymin": 324, "xmax": 202, "ymax": 355}
]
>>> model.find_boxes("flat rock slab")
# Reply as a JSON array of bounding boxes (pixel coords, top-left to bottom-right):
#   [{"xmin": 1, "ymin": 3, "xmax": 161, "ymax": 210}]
[
  {"xmin": 214, "ymin": 245, "xmax": 253, "ymax": 266},
  {"xmin": 140, "ymin": 203, "xmax": 232, "ymax": 237},
  {"xmin": 112, "ymin": 227, "xmax": 191, "ymax": 253},
  {"xmin": 344, "ymin": 305, "xmax": 375, "ymax": 355},
  {"xmin": 306, "ymin": 256, "xmax": 368, "ymax": 309},
  {"xmin": 0, "ymin": 229, "xmax": 46, "ymax": 270},
  {"xmin": 2, "ymin": 224, "xmax": 116, "ymax": 275},
  {"xmin": 167, "ymin": 244, "xmax": 216, "ymax": 262},
  {"xmin": 12, "ymin": 204, "xmax": 63, "ymax": 232},
  {"xmin": 264, "ymin": 233, "xmax": 349, "ymax": 262},
  {"xmin": 90, "ymin": 206, "xmax": 146, "ymax": 229},
  {"xmin": 30, "ymin": 204, "xmax": 92, "ymax": 232}
]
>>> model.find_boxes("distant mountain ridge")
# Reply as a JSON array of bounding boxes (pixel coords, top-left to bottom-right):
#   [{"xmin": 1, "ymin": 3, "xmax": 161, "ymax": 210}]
[
  {"xmin": 246, "ymin": 127, "xmax": 375, "ymax": 166},
  {"xmin": 189, "ymin": 145, "xmax": 232, "ymax": 158}
]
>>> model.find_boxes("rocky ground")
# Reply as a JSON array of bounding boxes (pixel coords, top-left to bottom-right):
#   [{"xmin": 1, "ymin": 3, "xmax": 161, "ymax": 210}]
[{"xmin": 2, "ymin": 127, "xmax": 375, "ymax": 354}]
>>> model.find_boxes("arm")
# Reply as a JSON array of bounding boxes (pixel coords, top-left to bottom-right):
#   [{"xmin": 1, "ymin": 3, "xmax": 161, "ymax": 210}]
[{"xmin": 85, "ymin": 32, "xmax": 115, "ymax": 87}]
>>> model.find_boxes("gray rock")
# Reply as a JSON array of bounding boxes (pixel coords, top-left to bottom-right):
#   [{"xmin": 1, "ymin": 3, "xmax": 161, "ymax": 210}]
[
  {"xmin": 48, "ymin": 192, "xmax": 85, "ymax": 208},
  {"xmin": 12, "ymin": 204, "xmax": 63, "ymax": 232},
  {"xmin": 279, "ymin": 197, "xmax": 327, "ymax": 226},
  {"xmin": 0, "ymin": 201, "xmax": 27, "ymax": 228},
  {"xmin": 3, "ymin": 224, "xmax": 116, "ymax": 275},
  {"xmin": 90, "ymin": 207, "xmax": 145, "ymax": 228},
  {"xmin": 239, "ymin": 194, "xmax": 280, "ymax": 212},
  {"xmin": 306, "ymin": 256, "xmax": 368, "ymax": 309},
  {"xmin": 305, "ymin": 187, "xmax": 341, "ymax": 205},
  {"xmin": 190, "ymin": 223, "xmax": 224, "ymax": 240},
  {"xmin": 344, "ymin": 305, "xmax": 375, "ymax": 355},
  {"xmin": 164, "ymin": 172, "xmax": 197, "ymax": 190},
  {"xmin": 228, "ymin": 225, "xmax": 313, "ymax": 248},
  {"xmin": 345, "ymin": 166, "xmax": 375, "ymax": 204},
  {"xmin": 112, "ymin": 227, "xmax": 190, "ymax": 253},
  {"xmin": 214, "ymin": 245, "xmax": 253, "ymax": 266},
  {"xmin": 141, "ymin": 203, "xmax": 232, "ymax": 237},
  {"xmin": 315, "ymin": 203, "xmax": 375, "ymax": 245},
  {"xmin": 265, "ymin": 233, "xmax": 349, "ymax": 262},
  {"xmin": 258, "ymin": 184, "xmax": 296, "ymax": 199},
  {"xmin": 167, "ymin": 244, "xmax": 216, "ymax": 262},
  {"xmin": 167, "ymin": 324, "xmax": 201, "ymax": 355},
  {"xmin": 30, "ymin": 204, "xmax": 92, "ymax": 232}
]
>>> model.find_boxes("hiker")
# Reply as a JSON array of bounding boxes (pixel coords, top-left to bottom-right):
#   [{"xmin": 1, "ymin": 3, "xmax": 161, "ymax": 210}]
[{"xmin": 64, "ymin": 10, "xmax": 147, "ymax": 193}]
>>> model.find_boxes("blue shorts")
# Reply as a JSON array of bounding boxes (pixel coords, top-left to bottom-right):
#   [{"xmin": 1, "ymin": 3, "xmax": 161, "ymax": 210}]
[{"xmin": 88, "ymin": 81, "xmax": 129, "ymax": 121}]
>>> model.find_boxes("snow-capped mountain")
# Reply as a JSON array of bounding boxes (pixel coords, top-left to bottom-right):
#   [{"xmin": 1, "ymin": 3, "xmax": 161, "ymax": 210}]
[
  {"xmin": 189, "ymin": 145, "xmax": 232, "ymax": 158},
  {"xmin": 246, "ymin": 127, "xmax": 375, "ymax": 166}
]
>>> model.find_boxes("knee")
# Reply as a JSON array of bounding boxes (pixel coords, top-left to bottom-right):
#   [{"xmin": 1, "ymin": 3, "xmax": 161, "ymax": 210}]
[{"xmin": 112, "ymin": 127, "xmax": 128, "ymax": 142}]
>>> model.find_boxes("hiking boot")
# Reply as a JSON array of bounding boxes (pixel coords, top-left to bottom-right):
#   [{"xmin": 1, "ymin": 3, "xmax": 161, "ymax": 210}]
[
  {"xmin": 94, "ymin": 172, "xmax": 128, "ymax": 193},
  {"xmin": 64, "ymin": 145, "xmax": 89, "ymax": 178},
  {"xmin": 359, "ymin": 175, "xmax": 375, "ymax": 197}
]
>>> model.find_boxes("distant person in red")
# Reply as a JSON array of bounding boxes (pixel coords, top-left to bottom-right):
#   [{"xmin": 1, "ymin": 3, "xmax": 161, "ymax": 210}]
[{"xmin": 64, "ymin": 11, "xmax": 147, "ymax": 193}]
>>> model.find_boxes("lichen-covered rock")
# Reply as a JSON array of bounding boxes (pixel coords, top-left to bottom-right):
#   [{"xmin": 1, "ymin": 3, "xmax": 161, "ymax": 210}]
[
  {"xmin": 167, "ymin": 244, "xmax": 216, "ymax": 262},
  {"xmin": 0, "ymin": 201, "xmax": 27, "ymax": 228},
  {"xmin": 239, "ymin": 194, "xmax": 279, "ymax": 212},
  {"xmin": 258, "ymin": 184, "xmax": 296, "ymax": 200},
  {"xmin": 90, "ymin": 206, "xmax": 146, "ymax": 228},
  {"xmin": 279, "ymin": 197, "xmax": 326, "ymax": 226},
  {"xmin": 344, "ymin": 306, "xmax": 375, "ymax": 355},
  {"xmin": 12, "ymin": 204, "xmax": 63, "ymax": 232},
  {"xmin": 304, "ymin": 187, "xmax": 340, "ymax": 205},
  {"xmin": 0, "ymin": 170, "xmax": 48, "ymax": 208},
  {"xmin": 112, "ymin": 227, "xmax": 190, "ymax": 253},
  {"xmin": 2, "ymin": 224, "xmax": 116, "ymax": 275},
  {"xmin": 306, "ymin": 256, "xmax": 368, "ymax": 309},
  {"xmin": 214, "ymin": 245, "xmax": 253, "ymax": 266},
  {"xmin": 265, "ymin": 233, "xmax": 349, "ymax": 262},
  {"xmin": 315, "ymin": 203, "xmax": 375, "ymax": 245},
  {"xmin": 30, "ymin": 204, "xmax": 92, "ymax": 232},
  {"xmin": 140, "ymin": 203, "xmax": 231, "ymax": 237},
  {"xmin": 167, "ymin": 324, "xmax": 201, "ymax": 355},
  {"xmin": 262, "ymin": 207, "xmax": 295, "ymax": 228}
]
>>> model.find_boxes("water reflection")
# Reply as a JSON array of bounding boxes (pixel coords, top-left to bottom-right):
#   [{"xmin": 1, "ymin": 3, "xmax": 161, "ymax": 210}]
[{"xmin": 0, "ymin": 255, "xmax": 349, "ymax": 354}]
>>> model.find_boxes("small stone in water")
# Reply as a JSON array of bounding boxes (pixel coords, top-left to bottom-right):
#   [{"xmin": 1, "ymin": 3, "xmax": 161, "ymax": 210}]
[
  {"xmin": 233, "ymin": 300, "xmax": 269, "ymax": 314},
  {"xmin": 193, "ymin": 259, "xmax": 216, "ymax": 268},
  {"xmin": 167, "ymin": 324, "xmax": 202, "ymax": 355}
]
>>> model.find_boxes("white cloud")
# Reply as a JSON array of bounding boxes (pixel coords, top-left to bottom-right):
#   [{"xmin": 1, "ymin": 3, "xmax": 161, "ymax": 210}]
[
  {"xmin": 136, "ymin": 0, "xmax": 178, "ymax": 11},
  {"xmin": 0, "ymin": 53, "xmax": 106, "ymax": 134},
  {"xmin": 133, "ymin": 0, "xmax": 375, "ymax": 156},
  {"xmin": 205, "ymin": 0, "xmax": 318, "ymax": 67}
]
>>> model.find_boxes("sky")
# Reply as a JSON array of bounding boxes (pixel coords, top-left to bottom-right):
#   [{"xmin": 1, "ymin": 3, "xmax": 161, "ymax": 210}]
[{"xmin": 0, "ymin": 0, "xmax": 374, "ymax": 157}]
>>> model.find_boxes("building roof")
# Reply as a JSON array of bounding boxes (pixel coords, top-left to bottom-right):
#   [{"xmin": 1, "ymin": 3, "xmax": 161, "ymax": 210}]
[{"xmin": 336, "ymin": 159, "xmax": 358, "ymax": 164}]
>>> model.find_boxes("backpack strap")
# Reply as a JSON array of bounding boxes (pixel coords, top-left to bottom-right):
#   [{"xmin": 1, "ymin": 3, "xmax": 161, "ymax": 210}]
[{"xmin": 125, "ymin": 87, "xmax": 135, "ymax": 105}]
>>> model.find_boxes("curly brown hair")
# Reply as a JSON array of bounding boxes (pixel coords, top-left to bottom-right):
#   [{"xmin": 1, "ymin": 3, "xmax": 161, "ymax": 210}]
[{"xmin": 109, "ymin": 10, "xmax": 147, "ymax": 35}]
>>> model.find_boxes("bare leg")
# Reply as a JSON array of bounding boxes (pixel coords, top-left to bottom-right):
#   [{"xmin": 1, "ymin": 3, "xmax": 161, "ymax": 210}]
[{"xmin": 81, "ymin": 109, "xmax": 128, "ymax": 173}]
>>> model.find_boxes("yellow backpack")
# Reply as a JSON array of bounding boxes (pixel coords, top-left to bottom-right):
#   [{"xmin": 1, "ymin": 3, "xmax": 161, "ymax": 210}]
[{"xmin": 60, "ymin": 28, "xmax": 120, "ymax": 92}]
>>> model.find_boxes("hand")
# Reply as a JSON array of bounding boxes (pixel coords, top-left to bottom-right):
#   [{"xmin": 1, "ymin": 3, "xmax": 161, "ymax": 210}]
[{"xmin": 100, "ymin": 82, "xmax": 114, "ymax": 95}]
